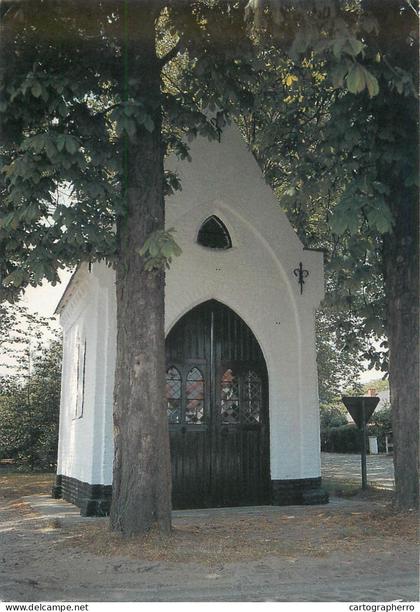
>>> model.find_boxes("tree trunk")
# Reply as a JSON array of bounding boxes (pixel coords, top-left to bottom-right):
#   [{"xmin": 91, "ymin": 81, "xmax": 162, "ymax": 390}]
[
  {"xmin": 383, "ymin": 188, "xmax": 419, "ymax": 510},
  {"xmin": 367, "ymin": 0, "xmax": 419, "ymax": 510},
  {"xmin": 110, "ymin": 2, "xmax": 172, "ymax": 535}
]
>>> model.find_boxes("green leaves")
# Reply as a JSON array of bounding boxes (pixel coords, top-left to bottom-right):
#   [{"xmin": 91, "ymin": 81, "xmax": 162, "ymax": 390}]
[
  {"xmin": 138, "ymin": 228, "xmax": 182, "ymax": 271},
  {"xmin": 331, "ymin": 188, "xmax": 393, "ymax": 236},
  {"xmin": 331, "ymin": 35, "xmax": 365, "ymax": 60},
  {"xmin": 143, "ymin": 114, "xmax": 155, "ymax": 133},
  {"xmin": 366, "ymin": 205, "xmax": 393, "ymax": 234},
  {"xmin": 56, "ymin": 134, "xmax": 79, "ymax": 154},
  {"xmin": 244, "ymin": 0, "xmax": 381, "ymax": 99},
  {"xmin": 65, "ymin": 135, "xmax": 78, "ymax": 155},
  {"xmin": 346, "ymin": 63, "xmax": 366, "ymax": 94},
  {"xmin": 111, "ymin": 102, "xmax": 156, "ymax": 140},
  {"xmin": 330, "ymin": 205, "xmax": 360, "ymax": 236},
  {"xmin": 56, "ymin": 134, "xmax": 66, "ymax": 152},
  {"xmin": 31, "ymin": 81, "xmax": 43, "ymax": 98},
  {"xmin": 2, "ymin": 269, "xmax": 27, "ymax": 288},
  {"xmin": 18, "ymin": 133, "xmax": 79, "ymax": 159},
  {"xmin": 346, "ymin": 63, "xmax": 379, "ymax": 98}
]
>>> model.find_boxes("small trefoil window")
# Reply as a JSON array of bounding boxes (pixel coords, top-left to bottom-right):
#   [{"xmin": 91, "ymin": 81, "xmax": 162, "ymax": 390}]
[{"xmin": 197, "ymin": 216, "xmax": 232, "ymax": 249}]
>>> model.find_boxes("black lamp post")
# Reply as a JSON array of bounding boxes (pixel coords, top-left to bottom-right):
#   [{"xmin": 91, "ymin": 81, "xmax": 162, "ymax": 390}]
[{"xmin": 341, "ymin": 396, "xmax": 380, "ymax": 489}]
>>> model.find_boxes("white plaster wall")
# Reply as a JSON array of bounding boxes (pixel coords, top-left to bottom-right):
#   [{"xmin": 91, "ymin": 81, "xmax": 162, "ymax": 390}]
[
  {"xmin": 56, "ymin": 264, "xmax": 108, "ymax": 484},
  {"xmin": 94, "ymin": 263, "xmax": 117, "ymax": 485},
  {"xmin": 56, "ymin": 124, "xmax": 324, "ymax": 487}
]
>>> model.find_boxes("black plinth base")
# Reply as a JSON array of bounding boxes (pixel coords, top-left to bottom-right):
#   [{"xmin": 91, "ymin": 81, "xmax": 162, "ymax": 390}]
[
  {"xmin": 271, "ymin": 477, "xmax": 329, "ymax": 505},
  {"xmin": 52, "ymin": 474, "xmax": 329, "ymax": 517},
  {"xmin": 52, "ymin": 474, "xmax": 112, "ymax": 517}
]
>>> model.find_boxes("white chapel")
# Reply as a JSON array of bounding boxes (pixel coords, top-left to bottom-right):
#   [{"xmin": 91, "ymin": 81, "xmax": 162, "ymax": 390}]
[{"xmin": 52, "ymin": 124, "xmax": 328, "ymax": 515}]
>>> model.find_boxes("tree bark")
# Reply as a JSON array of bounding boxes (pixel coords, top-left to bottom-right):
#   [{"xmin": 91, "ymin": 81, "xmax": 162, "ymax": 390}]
[
  {"xmin": 110, "ymin": 2, "xmax": 172, "ymax": 535},
  {"xmin": 372, "ymin": 0, "xmax": 419, "ymax": 510},
  {"xmin": 383, "ymin": 187, "xmax": 419, "ymax": 510}
]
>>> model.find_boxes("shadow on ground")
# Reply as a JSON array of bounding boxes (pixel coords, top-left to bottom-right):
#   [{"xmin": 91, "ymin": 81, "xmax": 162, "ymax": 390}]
[{"xmin": 0, "ymin": 471, "xmax": 418, "ymax": 602}]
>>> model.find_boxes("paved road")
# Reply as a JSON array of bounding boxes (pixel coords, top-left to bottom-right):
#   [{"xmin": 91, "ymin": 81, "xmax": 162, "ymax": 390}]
[{"xmin": 321, "ymin": 452, "xmax": 395, "ymax": 489}]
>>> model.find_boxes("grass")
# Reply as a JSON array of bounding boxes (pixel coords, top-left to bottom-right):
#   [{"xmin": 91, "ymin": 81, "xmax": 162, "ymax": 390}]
[{"xmin": 0, "ymin": 470, "xmax": 55, "ymax": 499}]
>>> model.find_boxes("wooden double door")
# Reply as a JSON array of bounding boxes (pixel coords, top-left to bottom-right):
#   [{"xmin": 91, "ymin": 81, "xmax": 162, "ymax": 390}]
[{"xmin": 165, "ymin": 300, "xmax": 270, "ymax": 509}]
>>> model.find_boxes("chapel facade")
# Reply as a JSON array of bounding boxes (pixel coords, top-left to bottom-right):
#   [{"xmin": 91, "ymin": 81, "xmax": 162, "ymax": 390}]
[{"xmin": 53, "ymin": 125, "xmax": 328, "ymax": 515}]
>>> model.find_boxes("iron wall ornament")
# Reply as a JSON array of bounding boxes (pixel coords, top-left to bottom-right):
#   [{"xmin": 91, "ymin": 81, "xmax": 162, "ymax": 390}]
[{"xmin": 293, "ymin": 262, "xmax": 309, "ymax": 294}]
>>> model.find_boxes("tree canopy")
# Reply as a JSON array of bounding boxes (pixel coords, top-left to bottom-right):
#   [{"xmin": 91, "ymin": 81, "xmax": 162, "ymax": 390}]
[{"xmin": 1, "ymin": 1, "xmax": 416, "ymax": 300}]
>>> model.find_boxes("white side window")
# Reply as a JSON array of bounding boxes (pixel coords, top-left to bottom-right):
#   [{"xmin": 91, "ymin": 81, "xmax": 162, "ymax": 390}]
[{"xmin": 74, "ymin": 332, "xmax": 86, "ymax": 419}]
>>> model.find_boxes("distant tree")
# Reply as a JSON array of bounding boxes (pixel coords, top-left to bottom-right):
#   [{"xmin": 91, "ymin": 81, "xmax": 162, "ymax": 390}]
[
  {"xmin": 316, "ymin": 308, "xmax": 364, "ymax": 404},
  {"xmin": 320, "ymin": 403, "xmax": 348, "ymax": 431},
  {"xmin": 0, "ymin": 304, "xmax": 62, "ymax": 469}
]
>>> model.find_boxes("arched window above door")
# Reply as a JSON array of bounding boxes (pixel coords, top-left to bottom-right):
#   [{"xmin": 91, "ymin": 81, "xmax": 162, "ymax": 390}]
[{"xmin": 197, "ymin": 216, "xmax": 232, "ymax": 249}]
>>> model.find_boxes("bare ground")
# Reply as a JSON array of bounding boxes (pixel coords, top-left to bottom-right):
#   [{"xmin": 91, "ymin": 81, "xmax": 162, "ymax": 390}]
[{"xmin": 0, "ymin": 472, "xmax": 418, "ymax": 602}]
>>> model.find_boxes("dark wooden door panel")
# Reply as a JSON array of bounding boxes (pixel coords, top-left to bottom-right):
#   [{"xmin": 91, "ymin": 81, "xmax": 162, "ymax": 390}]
[
  {"xmin": 166, "ymin": 300, "xmax": 270, "ymax": 509},
  {"xmin": 211, "ymin": 428, "xmax": 270, "ymax": 506},
  {"xmin": 212, "ymin": 428, "xmax": 243, "ymax": 506},
  {"xmin": 170, "ymin": 430, "xmax": 211, "ymax": 509}
]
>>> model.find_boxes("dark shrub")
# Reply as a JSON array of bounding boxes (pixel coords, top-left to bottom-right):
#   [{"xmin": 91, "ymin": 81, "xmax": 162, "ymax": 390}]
[
  {"xmin": 322, "ymin": 423, "xmax": 362, "ymax": 453},
  {"xmin": 320, "ymin": 404, "xmax": 348, "ymax": 431}
]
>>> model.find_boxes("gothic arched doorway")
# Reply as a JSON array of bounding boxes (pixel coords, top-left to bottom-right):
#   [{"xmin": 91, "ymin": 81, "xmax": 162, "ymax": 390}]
[{"xmin": 166, "ymin": 300, "xmax": 270, "ymax": 509}]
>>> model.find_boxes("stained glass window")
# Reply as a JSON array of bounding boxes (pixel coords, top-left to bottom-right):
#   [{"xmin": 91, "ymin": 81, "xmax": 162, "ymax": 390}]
[
  {"xmin": 243, "ymin": 370, "xmax": 262, "ymax": 424},
  {"xmin": 221, "ymin": 368, "xmax": 240, "ymax": 423},
  {"xmin": 166, "ymin": 366, "xmax": 181, "ymax": 424},
  {"xmin": 197, "ymin": 216, "xmax": 232, "ymax": 249},
  {"xmin": 186, "ymin": 367, "xmax": 205, "ymax": 423}
]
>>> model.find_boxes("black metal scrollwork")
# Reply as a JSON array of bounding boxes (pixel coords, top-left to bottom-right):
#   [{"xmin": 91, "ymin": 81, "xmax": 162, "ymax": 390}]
[{"xmin": 293, "ymin": 262, "xmax": 309, "ymax": 294}]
